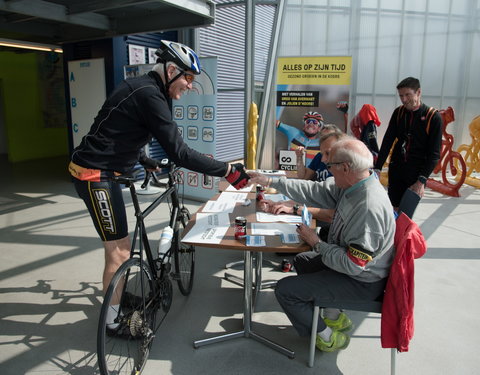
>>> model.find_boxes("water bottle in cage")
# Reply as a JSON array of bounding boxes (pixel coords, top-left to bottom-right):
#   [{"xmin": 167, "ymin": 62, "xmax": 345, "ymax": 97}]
[{"xmin": 158, "ymin": 226, "xmax": 173, "ymax": 262}]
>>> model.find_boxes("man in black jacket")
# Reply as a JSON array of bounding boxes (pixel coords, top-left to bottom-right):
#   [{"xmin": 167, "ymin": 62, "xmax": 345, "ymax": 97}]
[
  {"xmin": 374, "ymin": 77, "xmax": 442, "ymax": 209},
  {"xmin": 69, "ymin": 40, "xmax": 248, "ymax": 311}
]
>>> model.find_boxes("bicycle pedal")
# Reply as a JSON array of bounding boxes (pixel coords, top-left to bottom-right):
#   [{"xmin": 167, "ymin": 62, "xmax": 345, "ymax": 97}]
[{"xmin": 170, "ymin": 272, "xmax": 181, "ymax": 280}]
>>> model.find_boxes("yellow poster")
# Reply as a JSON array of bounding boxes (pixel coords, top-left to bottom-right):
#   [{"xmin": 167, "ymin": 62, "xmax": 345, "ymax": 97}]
[
  {"xmin": 277, "ymin": 56, "xmax": 352, "ymax": 86},
  {"xmin": 275, "ymin": 56, "xmax": 352, "ymax": 170}
]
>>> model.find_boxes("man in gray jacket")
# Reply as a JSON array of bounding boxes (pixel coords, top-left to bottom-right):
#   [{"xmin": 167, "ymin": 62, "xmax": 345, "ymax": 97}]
[{"xmin": 248, "ymin": 138, "xmax": 395, "ymax": 352}]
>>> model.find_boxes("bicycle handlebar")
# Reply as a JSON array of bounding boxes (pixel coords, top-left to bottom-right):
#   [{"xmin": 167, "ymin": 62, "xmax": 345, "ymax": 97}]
[{"xmin": 111, "ymin": 158, "xmax": 179, "ymax": 186}]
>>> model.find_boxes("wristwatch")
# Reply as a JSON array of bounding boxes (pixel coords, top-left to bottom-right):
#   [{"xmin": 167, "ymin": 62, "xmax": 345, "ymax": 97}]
[
  {"xmin": 292, "ymin": 204, "xmax": 300, "ymax": 215},
  {"xmin": 418, "ymin": 175, "xmax": 427, "ymax": 185}
]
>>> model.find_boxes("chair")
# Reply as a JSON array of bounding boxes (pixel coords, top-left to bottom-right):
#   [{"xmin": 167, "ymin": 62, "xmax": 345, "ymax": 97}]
[{"xmin": 308, "ymin": 212, "xmax": 427, "ymax": 373}]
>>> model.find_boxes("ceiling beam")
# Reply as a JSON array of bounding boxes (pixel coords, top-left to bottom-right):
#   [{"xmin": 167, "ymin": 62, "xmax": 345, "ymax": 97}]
[
  {"xmin": 160, "ymin": 0, "xmax": 214, "ymax": 19},
  {"xmin": 67, "ymin": 0, "xmax": 154, "ymax": 15},
  {"xmin": 112, "ymin": 8, "xmax": 213, "ymax": 35},
  {"xmin": 0, "ymin": 0, "xmax": 111, "ymax": 30},
  {"xmin": 0, "ymin": 17, "xmax": 58, "ymax": 39}
]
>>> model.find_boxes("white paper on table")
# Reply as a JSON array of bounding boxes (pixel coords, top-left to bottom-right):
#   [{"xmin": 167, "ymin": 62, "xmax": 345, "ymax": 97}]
[
  {"xmin": 217, "ymin": 192, "xmax": 249, "ymax": 203},
  {"xmin": 251, "ymin": 223, "xmax": 298, "ymax": 236},
  {"xmin": 256, "ymin": 212, "xmax": 302, "ymax": 223},
  {"xmin": 264, "ymin": 193, "xmax": 289, "ymax": 202},
  {"xmin": 224, "ymin": 184, "xmax": 253, "ymax": 192},
  {"xmin": 181, "ymin": 212, "xmax": 230, "ymax": 244},
  {"xmin": 202, "ymin": 199, "xmax": 236, "ymax": 213},
  {"xmin": 257, "ymin": 169, "xmax": 286, "ymax": 175}
]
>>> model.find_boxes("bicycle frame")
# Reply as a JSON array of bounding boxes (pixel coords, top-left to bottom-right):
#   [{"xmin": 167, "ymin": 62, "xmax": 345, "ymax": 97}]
[
  {"xmin": 98, "ymin": 164, "xmax": 194, "ymax": 375},
  {"xmin": 128, "ymin": 169, "xmax": 181, "ymax": 277}
]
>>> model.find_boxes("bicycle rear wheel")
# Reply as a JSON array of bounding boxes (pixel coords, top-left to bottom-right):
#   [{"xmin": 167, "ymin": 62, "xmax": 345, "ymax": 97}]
[
  {"xmin": 173, "ymin": 207, "xmax": 195, "ymax": 295},
  {"xmin": 97, "ymin": 258, "xmax": 156, "ymax": 375}
]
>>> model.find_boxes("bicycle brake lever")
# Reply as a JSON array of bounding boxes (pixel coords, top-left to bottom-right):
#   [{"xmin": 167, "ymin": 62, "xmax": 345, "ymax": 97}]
[{"xmin": 141, "ymin": 171, "xmax": 151, "ymax": 189}]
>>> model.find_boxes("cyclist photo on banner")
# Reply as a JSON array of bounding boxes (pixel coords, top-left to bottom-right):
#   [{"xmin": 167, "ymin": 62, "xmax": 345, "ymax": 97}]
[
  {"xmin": 276, "ymin": 110, "xmax": 325, "ymax": 165},
  {"xmin": 68, "ymin": 39, "xmax": 249, "ymax": 357},
  {"xmin": 275, "ymin": 56, "xmax": 352, "ymax": 171},
  {"xmin": 274, "ymin": 97, "xmax": 350, "ymax": 170}
]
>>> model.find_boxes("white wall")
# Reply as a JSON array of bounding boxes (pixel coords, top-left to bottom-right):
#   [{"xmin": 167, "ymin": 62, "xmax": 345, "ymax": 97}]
[{"xmin": 277, "ymin": 0, "xmax": 480, "ymax": 148}]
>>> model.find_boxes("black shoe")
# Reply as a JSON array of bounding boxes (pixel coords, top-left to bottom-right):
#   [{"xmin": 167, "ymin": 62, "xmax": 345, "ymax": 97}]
[{"xmin": 106, "ymin": 324, "xmax": 141, "ymax": 340}]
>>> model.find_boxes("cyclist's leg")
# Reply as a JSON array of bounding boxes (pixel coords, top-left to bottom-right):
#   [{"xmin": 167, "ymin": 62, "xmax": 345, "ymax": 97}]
[
  {"xmin": 103, "ymin": 236, "xmax": 131, "ymax": 297},
  {"xmin": 73, "ymin": 178, "xmax": 129, "ymax": 294}
]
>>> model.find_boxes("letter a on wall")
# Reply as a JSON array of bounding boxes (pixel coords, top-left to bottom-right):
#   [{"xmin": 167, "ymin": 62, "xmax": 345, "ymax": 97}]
[{"xmin": 68, "ymin": 58, "xmax": 106, "ymax": 149}]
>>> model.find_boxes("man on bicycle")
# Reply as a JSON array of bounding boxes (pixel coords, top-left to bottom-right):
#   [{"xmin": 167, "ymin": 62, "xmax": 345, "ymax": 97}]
[{"xmin": 68, "ymin": 40, "xmax": 249, "ymax": 327}]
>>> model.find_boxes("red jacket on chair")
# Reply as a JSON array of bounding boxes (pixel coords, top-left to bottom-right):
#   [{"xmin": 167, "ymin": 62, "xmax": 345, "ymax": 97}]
[{"xmin": 381, "ymin": 212, "xmax": 427, "ymax": 352}]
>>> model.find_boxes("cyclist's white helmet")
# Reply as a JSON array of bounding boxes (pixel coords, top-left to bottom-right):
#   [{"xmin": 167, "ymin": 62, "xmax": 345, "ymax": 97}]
[{"xmin": 155, "ymin": 40, "xmax": 201, "ymax": 74}]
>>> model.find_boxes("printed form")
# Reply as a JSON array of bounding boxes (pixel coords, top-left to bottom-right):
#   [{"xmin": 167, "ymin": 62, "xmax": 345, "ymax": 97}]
[{"xmin": 181, "ymin": 212, "xmax": 230, "ymax": 244}]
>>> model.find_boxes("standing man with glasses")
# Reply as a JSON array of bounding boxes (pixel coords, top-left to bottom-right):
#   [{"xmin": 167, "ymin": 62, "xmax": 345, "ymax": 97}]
[
  {"xmin": 248, "ymin": 139, "xmax": 395, "ymax": 353},
  {"xmin": 69, "ymin": 40, "xmax": 249, "ymax": 327},
  {"xmin": 374, "ymin": 77, "xmax": 442, "ymax": 210}
]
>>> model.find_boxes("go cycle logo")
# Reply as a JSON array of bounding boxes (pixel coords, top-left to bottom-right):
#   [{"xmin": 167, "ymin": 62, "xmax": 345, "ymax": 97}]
[{"xmin": 279, "ymin": 150, "xmax": 297, "ymax": 171}]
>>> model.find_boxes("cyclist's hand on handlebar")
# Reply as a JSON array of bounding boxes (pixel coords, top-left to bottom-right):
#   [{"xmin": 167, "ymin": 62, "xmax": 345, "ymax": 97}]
[
  {"xmin": 226, "ymin": 163, "xmax": 250, "ymax": 189},
  {"xmin": 139, "ymin": 156, "xmax": 160, "ymax": 172}
]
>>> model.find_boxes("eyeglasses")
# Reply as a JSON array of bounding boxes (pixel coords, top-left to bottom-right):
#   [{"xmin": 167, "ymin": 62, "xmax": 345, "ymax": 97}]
[
  {"xmin": 183, "ymin": 72, "xmax": 195, "ymax": 84},
  {"xmin": 326, "ymin": 161, "xmax": 346, "ymax": 169},
  {"xmin": 177, "ymin": 68, "xmax": 195, "ymax": 84}
]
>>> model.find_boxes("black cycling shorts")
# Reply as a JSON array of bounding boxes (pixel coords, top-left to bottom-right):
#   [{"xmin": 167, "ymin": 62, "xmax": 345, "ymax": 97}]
[{"xmin": 73, "ymin": 178, "xmax": 128, "ymax": 241}]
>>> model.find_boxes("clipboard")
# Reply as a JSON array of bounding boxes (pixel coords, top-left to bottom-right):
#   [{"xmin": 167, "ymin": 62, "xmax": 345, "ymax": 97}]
[{"xmin": 398, "ymin": 188, "xmax": 421, "ymax": 219}]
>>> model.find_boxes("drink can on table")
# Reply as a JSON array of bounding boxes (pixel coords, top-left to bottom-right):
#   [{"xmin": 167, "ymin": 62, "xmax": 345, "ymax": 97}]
[
  {"xmin": 234, "ymin": 216, "xmax": 247, "ymax": 239},
  {"xmin": 256, "ymin": 185, "xmax": 265, "ymax": 201}
]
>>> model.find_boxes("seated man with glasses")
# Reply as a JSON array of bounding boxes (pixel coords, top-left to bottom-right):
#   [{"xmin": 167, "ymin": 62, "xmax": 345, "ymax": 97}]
[
  {"xmin": 259, "ymin": 130, "xmax": 346, "ymax": 229},
  {"xmin": 295, "ymin": 124, "xmax": 343, "ymax": 182},
  {"xmin": 248, "ymin": 138, "xmax": 395, "ymax": 352}
]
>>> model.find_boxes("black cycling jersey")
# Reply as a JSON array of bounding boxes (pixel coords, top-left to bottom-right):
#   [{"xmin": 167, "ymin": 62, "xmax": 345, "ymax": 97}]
[
  {"xmin": 71, "ymin": 70, "xmax": 227, "ymax": 177},
  {"xmin": 375, "ymin": 103, "xmax": 442, "ymax": 178}
]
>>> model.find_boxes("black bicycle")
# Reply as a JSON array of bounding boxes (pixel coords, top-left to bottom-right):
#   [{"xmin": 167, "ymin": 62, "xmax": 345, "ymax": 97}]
[{"xmin": 97, "ymin": 159, "xmax": 195, "ymax": 375}]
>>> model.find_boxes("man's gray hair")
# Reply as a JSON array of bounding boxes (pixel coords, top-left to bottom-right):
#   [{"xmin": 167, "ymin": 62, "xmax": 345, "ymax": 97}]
[
  {"xmin": 321, "ymin": 123, "xmax": 342, "ymax": 133},
  {"xmin": 332, "ymin": 138, "xmax": 373, "ymax": 172},
  {"xmin": 319, "ymin": 129, "xmax": 346, "ymax": 143},
  {"xmin": 152, "ymin": 61, "xmax": 178, "ymax": 76}
]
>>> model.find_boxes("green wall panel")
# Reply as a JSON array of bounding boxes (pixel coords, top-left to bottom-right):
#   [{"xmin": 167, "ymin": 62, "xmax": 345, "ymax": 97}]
[{"xmin": 0, "ymin": 51, "xmax": 68, "ymax": 162}]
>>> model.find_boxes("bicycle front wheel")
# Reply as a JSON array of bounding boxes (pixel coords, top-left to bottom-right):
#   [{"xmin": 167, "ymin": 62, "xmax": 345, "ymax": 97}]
[
  {"xmin": 173, "ymin": 207, "xmax": 195, "ymax": 295},
  {"xmin": 97, "ymin": 258, "xmax": 155, "ymax": 375}
]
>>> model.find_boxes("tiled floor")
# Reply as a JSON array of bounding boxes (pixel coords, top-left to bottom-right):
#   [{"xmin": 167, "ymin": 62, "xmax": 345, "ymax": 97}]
[{"xmin": 0, "ymin": 156, "xmax": 479, "ymax": 375}]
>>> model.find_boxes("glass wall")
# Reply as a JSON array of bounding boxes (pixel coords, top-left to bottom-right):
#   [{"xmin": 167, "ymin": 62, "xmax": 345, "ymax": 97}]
[{"xmin": 278, "ymin": 0, "xmax": 479, "ymax": 146}]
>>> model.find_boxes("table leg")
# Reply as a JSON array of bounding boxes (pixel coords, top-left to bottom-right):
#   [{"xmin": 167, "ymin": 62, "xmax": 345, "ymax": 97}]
[
  {"xmin": 194, "ymin": 250, "xmax": 295, "ymax": 359},
  {"xmin": 224, "ymin": 252, "xmax": 277, "ymax": 293}
]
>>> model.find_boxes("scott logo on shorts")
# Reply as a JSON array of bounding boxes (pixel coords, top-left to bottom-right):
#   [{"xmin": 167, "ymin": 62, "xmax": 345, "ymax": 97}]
[{"xmin": 94, "ymin": 190, "xmax": 115, "ymax": 233}]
